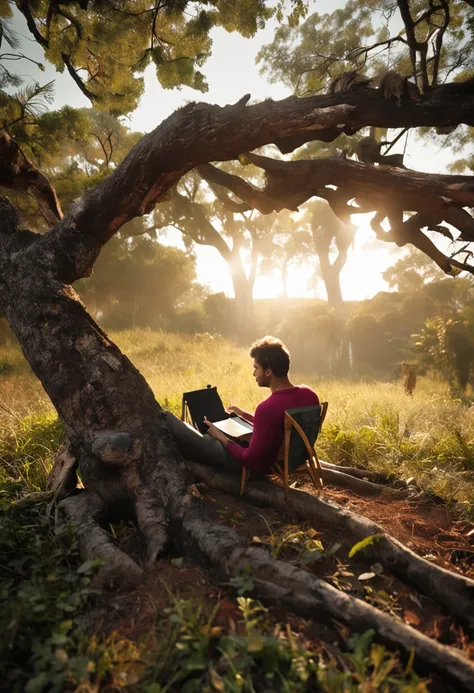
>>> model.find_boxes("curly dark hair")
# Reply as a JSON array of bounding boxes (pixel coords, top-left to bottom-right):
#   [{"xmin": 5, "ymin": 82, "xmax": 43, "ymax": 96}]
[{"xmin": 249, "ymin": 336, "xmax": 290, "ymax": 377}]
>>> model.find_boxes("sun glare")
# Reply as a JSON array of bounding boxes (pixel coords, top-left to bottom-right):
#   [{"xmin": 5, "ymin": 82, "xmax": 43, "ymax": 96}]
[{"xmin": 192, "ymin": 214, "xmax": 405, "ymax": 303}]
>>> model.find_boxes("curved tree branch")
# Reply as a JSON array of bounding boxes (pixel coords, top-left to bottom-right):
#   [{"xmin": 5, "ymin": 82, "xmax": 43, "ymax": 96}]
[
  {"xmin": 198, "ymin": 153, "xmax": 474, "ymax": 276},
  {"xmin": 62, "ymin": 53, "xmax": 98, "ymax": 102},
  {"xmin": 432, "ymin": 0, "xmax": 450, "ymax": 87},
  {"xmin": 398, "ymin": 0, "xmax": 430, "ymax": 91},
  {"xmin": 165, "ymin": 188, "xmax": 232, "ymax": 261},
  {"xmin": 0, "ymin": 131, "xmax": 62, "ymax": 226},
  {"xmin": 2, "ymin": 84, "xmax": 472, "ymax": 281},
  {"xmin": 18, "ymin": 0, "xmax": 48, "ymax": 49}
]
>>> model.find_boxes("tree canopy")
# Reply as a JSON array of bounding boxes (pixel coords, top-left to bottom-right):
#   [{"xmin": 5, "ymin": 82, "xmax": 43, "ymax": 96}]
[
  {"xmin": 7, "ymin": 1, "xmax": 273, "ymax": 113},
  {"xmin": 258, "ymin": 0, "xmax": 474, "ymax": 100}
]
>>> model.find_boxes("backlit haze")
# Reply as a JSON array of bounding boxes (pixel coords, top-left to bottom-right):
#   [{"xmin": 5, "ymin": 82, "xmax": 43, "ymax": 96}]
[{"xmin": 11, "ymin": 2, "xmax": 459, "ymax": 302}]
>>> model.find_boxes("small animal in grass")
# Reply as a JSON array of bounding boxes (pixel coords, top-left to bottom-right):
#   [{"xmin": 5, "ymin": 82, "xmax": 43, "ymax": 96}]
[{"xmin": 402, "ymin": 362, "xmax": 417, "ymax": 396}]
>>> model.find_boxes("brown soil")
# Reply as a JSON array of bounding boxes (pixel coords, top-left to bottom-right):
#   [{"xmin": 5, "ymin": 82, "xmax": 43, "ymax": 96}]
[{"xmin": 90, "ymin": 478, "xmax": 474, "ymax": 691}]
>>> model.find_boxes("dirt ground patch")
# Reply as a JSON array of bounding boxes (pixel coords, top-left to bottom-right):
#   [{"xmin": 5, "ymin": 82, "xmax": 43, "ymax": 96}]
[
  {"xmin": 317, "ymin": 485, "xmax": 474, "ymax": 579},
  {"xmin": 89, "ymin": 479, "xmax": 474, "ymax": 692}
]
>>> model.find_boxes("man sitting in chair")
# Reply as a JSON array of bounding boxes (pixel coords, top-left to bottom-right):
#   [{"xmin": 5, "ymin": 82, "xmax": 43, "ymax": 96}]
[{"xmin": 165, "ymin": 336, "xmax": 319, "ymax": 475}]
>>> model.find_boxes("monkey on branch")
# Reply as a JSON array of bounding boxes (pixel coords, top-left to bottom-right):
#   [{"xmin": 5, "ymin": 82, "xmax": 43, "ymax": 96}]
[{"xmin": 354, "ymin": 135, "xmax": 406, "ymax": 168}]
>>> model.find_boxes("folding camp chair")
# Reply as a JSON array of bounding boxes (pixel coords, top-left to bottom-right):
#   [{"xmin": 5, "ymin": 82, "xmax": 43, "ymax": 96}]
[
  {"xmin": 240, "ymin": 401, "xmax": 328, "ymax": 501},
  {"xmin": 181, "ymin": 385, "xmax": 228, "ymax": 434}
]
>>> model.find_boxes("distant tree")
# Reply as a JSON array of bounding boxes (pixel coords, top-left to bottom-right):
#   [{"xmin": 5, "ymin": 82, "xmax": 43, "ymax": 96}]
[
  {"xmin": 77, "ymin": 234, "xmax": 203, "ymax": 329},
  {"xmin": 258, "ymin": 209, "xmax": 311, "ymax": 297},
  {"xmin": 153, "ymin": 169, "xmax": 276, "ymax": 339},
  {"xmin": 292, "ymin": 200, "xmax": 355, "ymax": 374},
  {"xmin": 383, "ymin": 248, "xmax": 446, "ymax": 292},
  {"xmin": 413, "ymin": 316, "xmax": 474, "ymax": 391},
  {"xmin": 308, "ymin": 200, "xmax": 354, "ymax": 312},
  {"xmin": 202, "ymin": 292, "xmax": 237, "ymax": 337}
]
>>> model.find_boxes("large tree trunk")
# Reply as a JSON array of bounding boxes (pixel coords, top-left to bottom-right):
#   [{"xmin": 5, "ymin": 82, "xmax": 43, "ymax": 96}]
[{"xmin": 0, "ymin": 203, "xmax": 191, "ymax": 576}]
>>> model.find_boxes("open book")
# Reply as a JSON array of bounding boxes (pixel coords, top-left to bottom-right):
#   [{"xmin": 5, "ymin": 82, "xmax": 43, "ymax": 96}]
[{"xmin": 212, "ymin": 414, "xmax": 253, "ymax": 439}]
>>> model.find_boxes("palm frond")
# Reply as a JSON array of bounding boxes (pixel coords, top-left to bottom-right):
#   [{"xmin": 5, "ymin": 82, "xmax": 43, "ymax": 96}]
[
  {"xmin": 0, "ymin": 19, "xmax": 21, "ymax": 51},
  {"xmin": 16, "ymin": 80, "xmax": 55, "ymax": 117},
  {"xmin": 0, "ymin": 66, "xmax": 23, "ymax": 90}
]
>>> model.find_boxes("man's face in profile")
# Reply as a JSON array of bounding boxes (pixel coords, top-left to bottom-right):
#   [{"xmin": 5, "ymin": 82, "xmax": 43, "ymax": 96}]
[{"xmin": 253, "ymin": 359, "xmax": 271, "ymax": 387}]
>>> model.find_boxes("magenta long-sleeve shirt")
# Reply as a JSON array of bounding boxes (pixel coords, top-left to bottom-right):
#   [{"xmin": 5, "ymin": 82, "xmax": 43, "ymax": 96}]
[{"xmin": 227, "ymin": 386, "xmax": 319, "ymax": 473}]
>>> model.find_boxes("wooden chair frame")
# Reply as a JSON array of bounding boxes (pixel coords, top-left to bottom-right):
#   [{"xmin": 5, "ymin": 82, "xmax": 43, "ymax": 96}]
[
  {"xmin": 240, "ymin": 401, "xmax": 328, "ymax": 500},
  {"xmin": 181, "ymin": 398, "xmax": 191, "ymax": 425}
]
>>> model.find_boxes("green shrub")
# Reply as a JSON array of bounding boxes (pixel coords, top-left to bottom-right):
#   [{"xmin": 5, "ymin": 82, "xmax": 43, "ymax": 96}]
[
  {"xmin": 140, "ymin": 596, "xmax": 429, "ymax": 692},
  {"xmin": 0, "ymin": 497, "xmax": 100, "ymax": 693}
]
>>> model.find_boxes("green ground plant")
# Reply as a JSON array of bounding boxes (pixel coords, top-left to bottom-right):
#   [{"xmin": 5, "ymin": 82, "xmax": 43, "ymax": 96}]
[{"xmin": 140, "ymin": 595, "xmax": 429, "ymax": 693}]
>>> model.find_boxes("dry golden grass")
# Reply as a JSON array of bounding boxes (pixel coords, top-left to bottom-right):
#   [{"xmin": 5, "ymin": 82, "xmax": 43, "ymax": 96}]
[{"xmin": 1, "ymin": 329, "xmax": 473, "ymax": 513}]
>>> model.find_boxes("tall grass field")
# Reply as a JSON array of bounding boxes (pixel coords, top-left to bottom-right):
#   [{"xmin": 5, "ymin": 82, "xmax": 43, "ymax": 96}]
[{"xmin": 1, "ymin": 328, "xmax": 473, "ymax": 515}]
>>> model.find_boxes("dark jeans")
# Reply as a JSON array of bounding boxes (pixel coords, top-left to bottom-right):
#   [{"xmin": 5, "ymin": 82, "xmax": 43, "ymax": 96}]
[{"xmin": 164, "ymin": 412, "xmax": 243, "ymax": 475}]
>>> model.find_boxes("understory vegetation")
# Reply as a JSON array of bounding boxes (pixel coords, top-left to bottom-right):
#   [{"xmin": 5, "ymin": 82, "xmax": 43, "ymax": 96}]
[{"xmin": 1, "ymin": 330, "xmax": 473, "ymax": 692}]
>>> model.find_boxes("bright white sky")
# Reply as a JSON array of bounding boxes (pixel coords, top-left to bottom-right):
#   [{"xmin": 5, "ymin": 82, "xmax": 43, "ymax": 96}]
[{"xmin": 10, "ymin": 1, "xmax": 460, "ymax": 302}]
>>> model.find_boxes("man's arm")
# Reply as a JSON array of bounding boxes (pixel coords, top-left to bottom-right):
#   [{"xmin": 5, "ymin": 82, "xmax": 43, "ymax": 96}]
[
  {"xmin": 226, "ymin": 405, "xmax": 255, "ymax": 424},
  {"xmin": 204, "ymin": 417, "xmax": 231, "ymax": 446},
  {"xmin": 209, "ymin": 404, "xmax": 280, "ymax": 473}
]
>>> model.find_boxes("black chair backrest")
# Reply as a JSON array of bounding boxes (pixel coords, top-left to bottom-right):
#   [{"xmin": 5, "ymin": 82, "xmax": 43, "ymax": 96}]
[
  {"xmin": 183, "ymin": 386, "xmax": 228, "ymax": 434},
  {"xmin": 286, "ymin": 404, "xmax": 323, "ymax": 473}
]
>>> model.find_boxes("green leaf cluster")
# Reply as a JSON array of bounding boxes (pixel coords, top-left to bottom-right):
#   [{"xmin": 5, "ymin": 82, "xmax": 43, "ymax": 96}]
[
  {"xmin": 10, "ymin": 0, "xmax": 275, "ymax": 116},
  {"xmin": 0, "ymin": 496, "xmax": 98, "ymax": 693}
]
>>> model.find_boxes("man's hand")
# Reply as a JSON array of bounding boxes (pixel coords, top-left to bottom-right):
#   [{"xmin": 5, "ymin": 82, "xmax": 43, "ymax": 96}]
[
  {"xmin": 204, "ymin": 416, "xmax": 228, "ymax": 446},
  {"xmin": 226, "ymin": 405, "xmax": 243, "ymax": 417}
]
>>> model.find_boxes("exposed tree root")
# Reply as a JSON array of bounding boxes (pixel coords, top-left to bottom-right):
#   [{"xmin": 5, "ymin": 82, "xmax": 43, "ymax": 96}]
[
  {"xmin": 132, "ymin": 483, "xmax": 169, "ymax": 564},
  {"xmin": 320, "ymin": 459, "xmax": 385, "ymax": 480},
  {"xmin": 188, "ymin": 463, "xmax": 474, "ymax": 633},
  {"xmin": 52, "ymin": 460, "xmax": 474, "ymax": 691},
  {"xmin": 59, "ymin": 491, "xmax": 144, "ymax": 587},
  {"xmin": 180, "ymin": 498, "xmax": 474, "ymax": 693},
  {"xmin": 47, "ymin": 444, "xmax": 78, "ymax": 499},
  {"xmin": 319, "ymin": 465, "xmax": 406, "ymax": 496}
]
